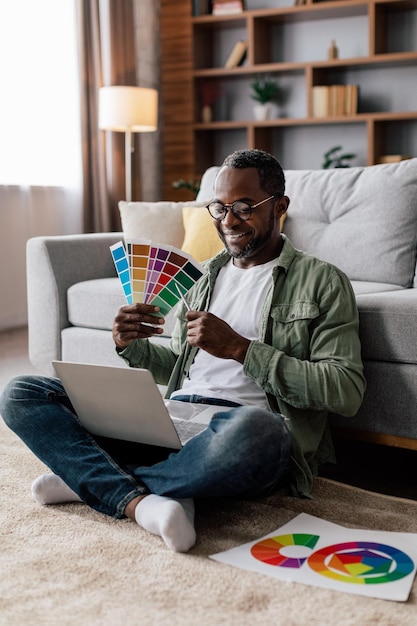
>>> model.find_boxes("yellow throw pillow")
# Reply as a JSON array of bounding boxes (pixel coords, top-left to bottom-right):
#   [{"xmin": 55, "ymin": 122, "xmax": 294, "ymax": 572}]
[
  {"xmin": 181, "ymin": 206, "xmax": 287, "ymax": 263},
  {"xmin": 181, "ymin": 206, "xmax": 224, "ymax": 262}
]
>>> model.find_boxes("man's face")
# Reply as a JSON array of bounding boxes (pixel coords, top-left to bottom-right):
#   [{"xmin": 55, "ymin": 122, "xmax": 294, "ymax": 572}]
[{"xmin": 212, "ymin": 166, "xmax": 287, "ymax": 268}]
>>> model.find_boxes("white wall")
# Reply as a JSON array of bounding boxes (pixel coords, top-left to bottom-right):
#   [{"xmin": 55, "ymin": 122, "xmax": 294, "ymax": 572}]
[{"xmin": 0, "ymin": 186, "xmax": 82, "ymax": 331}]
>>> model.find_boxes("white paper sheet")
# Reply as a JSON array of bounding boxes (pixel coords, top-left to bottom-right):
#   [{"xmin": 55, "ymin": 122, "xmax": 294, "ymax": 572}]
[{"xmin": 210, "ymin": 513, "xmax": 417, "ymax": 602}]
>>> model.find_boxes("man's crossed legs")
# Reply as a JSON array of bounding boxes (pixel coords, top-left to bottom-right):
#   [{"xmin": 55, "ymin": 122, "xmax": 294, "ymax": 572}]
[{"xmin": 0, "ymin": 375, "xmax": 291, "ymax": 552}]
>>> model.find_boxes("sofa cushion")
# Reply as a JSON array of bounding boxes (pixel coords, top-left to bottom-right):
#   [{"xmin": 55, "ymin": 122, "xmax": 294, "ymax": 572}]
[
  {"xmin": 62, "ymin": 326, "xmax": 128, "ymax": 368},
  {"xmin": 283, "ymin": 158, "xmax": 417, "ymax": 287},
  {"xmin": 356, "ymin": 289, "xmax": 417, "ymax": 364},
  {"xmin": 196, "ymin": 166, "xmax": 220, "ymax": 203},
  {"xmin": 67, "ymin": 278, "xmax": 177, "ymax": 336},
  {"xmin": 350, "ymin": 281, "xmax": 403, "ymax": 295},
  {"xmin": 119, "ymin": 200, "xmax": 204, "ymax": 249},
  {"xmin": 68, "ymin": 278, "xmax": 125, "ymax": 330}
]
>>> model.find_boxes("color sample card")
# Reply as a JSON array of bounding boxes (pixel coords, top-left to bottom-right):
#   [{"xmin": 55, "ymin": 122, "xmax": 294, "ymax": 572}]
[
  {"xmin": 110, "ymin": 239, "xmax": 205, "ymax": 316},
  {"xmin": 110, "ymin": 241, "xmax": 133, "ymax": 304},
  {"xmin": 210, "ymin": 513, "xmax": 417, "ymax": 602},
  {"xmin": 127, "ymin": 239, "xmax": 152, "ymax": 304}
]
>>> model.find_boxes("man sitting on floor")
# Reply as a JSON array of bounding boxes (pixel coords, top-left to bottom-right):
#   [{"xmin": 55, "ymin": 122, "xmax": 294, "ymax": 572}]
[{"xmin": 0, "ymin": 149, "xmax": 365, "ymax": 552}]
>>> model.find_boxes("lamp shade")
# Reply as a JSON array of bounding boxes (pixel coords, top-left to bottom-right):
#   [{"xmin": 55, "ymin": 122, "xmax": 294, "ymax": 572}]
[{"xmin": 98, "ymin": 86, "xmax": 158, "ymax": 133}]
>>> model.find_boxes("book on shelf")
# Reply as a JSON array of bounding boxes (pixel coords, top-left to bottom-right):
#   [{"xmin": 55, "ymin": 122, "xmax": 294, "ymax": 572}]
[
  {"xmin": 224, "ymin": 40, "xmax": 248, "ymax": 68},
  {"xmin": 212, "ymin": 0, "xmax": 244, "ymax": 16},
  {"xmin": 377, "ymin": 154, "xmax": 412, "ymax": 164},
  {"xmin": 345, "ymin": 84, "xmax": 358, "ymax": 116},
  {"xmin": 312, "ymin": 84, "xmax": 358, "ymax": 118},
  {"xmin": 329, "ymin": 85, "xmax": 345, "ymax": 117},
  {"xmin": 312, "ymin": 86, "xmax": 328, "ymax": 118},
  {"xmin": 192, "ymin": 0, "xmax": 212, "ymax": 16}
]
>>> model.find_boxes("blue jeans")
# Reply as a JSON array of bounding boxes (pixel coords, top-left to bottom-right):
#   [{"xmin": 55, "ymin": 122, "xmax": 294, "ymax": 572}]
[{"xmin": 0, "ymin": 375, "xmax": 292, "ymax": 519}]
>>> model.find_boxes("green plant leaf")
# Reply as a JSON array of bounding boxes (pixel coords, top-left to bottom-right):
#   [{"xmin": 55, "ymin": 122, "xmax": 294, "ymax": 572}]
[
  {"xmin": 323, "ymin": 146, "xmax": 342, "ymax": 159},
  {"xmin": 172, "ymin": 179, "xmax": 200, "ymax": 194},
  {"xmin": 250, "ymin": 75, "xmax": 280, "ymax": 104},
  {"xmin": 322, "ymin": 146, "xmax": 357, "ymax": 169}
]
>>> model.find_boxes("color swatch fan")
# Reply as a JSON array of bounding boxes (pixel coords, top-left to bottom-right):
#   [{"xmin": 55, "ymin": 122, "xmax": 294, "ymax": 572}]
[{"xmin": 110, "ymin": 239, "xmax": 205, "ymax": 316}]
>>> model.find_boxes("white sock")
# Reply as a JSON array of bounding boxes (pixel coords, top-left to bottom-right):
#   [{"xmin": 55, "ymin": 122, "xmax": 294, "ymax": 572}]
[
  {"xmin": 31, "ymin": 473, "xmax": 82, "ymax": 505},
  {"xmin": 134, "ymin": 494, "xmax": 196, "ymax": 553}
]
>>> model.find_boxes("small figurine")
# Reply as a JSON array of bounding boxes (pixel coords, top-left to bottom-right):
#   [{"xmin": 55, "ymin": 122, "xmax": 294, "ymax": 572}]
[{"xmin": 328, "ymin": 39, "xmax": 339, "ymax": 60}]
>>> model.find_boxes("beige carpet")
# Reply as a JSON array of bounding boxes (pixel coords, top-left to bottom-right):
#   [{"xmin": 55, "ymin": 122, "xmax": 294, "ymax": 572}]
[{"xmin": 1, "ymin": 419, "xmax": 417, "ymax": 626}]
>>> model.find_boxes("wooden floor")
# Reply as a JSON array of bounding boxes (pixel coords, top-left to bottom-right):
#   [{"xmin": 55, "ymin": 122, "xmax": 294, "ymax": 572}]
[
  {"xmin": 0, "ymin": 326, "xmax": 37, "ymax": 391},
  {"xmin": 1, "ymin": 327, "xmax": 416, "ymax": 501}
]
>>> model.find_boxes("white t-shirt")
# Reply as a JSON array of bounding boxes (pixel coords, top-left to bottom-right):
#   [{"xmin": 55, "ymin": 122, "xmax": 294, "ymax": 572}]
[{"xmin": 171, "ymin": 258, "xmax": 278, "ymax": 407}]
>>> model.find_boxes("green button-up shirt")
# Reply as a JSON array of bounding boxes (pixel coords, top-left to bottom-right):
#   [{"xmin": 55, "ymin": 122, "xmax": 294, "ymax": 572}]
[{"xmin": 119, "ymin": 235, "xmax": 366, "ymax": 497}]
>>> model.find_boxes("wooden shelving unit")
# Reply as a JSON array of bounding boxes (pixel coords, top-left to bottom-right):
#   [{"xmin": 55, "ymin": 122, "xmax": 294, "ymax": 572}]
[
  {"xmin": 159, "ymin": 0, "xmax": 416, "ymax": 197},
  {"xmin": 190, "ymin": 0, "xmax": 417, "ymax": 173}
]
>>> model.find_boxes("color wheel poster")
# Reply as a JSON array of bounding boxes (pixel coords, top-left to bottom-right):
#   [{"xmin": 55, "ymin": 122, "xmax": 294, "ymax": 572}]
[
  {"xmin": 110, "ymin": 239, "xmax": 205, "ymax": 316},
  {"xmin": 210, "ymin": 513, "xmax": 417, "ymax": 601}
]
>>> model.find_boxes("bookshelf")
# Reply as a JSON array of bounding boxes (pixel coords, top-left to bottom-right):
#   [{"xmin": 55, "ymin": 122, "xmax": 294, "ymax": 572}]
[
  {"xmin": 189, "ymin": 0, "xmax": 417, "ymax": 174},
  {"xmin": 159, "ymin": 0, "xmax": 416, "ymax": 197}
]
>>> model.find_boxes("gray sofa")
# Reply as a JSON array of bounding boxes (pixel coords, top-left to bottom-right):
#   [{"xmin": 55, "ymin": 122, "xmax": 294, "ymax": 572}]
[{"xmin": 27, "ymin": 158, "xmax": 417, "ymax": 449}]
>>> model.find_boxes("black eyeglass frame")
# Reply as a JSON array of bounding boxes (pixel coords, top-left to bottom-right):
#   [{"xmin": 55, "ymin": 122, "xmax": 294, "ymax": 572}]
[{"xmin": 206, "ymin": 194, "xmax": 280, "ymax": 221}]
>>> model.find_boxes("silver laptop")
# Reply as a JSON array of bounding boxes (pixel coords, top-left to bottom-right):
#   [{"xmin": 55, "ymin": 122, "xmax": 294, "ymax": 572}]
[{"xmin": 52, "ymin": 361, "xmax": 224, "ymax": 448}]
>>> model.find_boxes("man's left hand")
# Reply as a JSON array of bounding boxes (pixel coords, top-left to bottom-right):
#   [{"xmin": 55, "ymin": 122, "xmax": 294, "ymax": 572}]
[{"xmin": 185, "ymin": 311, "xmax": 250, "ymax": 363}]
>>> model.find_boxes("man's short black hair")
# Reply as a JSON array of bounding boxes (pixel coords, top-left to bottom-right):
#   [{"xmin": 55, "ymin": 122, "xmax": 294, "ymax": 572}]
[{"xmin": 222, "ymin": 149, "xmax": 285, "ymax": 196}]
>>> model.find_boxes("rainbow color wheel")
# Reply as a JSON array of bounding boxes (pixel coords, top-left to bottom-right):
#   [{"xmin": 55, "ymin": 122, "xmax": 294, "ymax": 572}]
[
  {"xmin": 308, "ymin": 541, "xmax": 414, "ymax": 584},
  {"xmin": 250, "ymin": 534, "xmax": 320, "ymax": 568}
]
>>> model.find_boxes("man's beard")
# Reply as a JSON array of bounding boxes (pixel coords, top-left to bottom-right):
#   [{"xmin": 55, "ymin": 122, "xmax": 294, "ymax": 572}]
[{"xmin": 220, "ymin": 207, "xmax": 276, "ymax": 259}]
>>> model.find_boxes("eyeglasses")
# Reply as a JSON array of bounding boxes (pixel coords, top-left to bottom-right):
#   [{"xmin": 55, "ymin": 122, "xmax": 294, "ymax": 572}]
[{"xmin": 206, "ymin": 195, "xmax": 278, "ymax": 221}]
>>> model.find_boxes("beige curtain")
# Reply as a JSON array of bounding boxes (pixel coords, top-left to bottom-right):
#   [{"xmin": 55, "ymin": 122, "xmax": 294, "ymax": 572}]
[
  {"xmin": 77, "ymin": 0, "xmax": 161, "ymax": 233},
  {"xmin": 133, "ymin": 1, "xmax": 162, "ymax": 202}
]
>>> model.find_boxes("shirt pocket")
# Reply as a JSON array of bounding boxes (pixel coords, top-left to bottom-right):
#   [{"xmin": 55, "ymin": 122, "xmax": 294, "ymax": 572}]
[{"xmin": 270, "ymin": 301, "xmax": 320, "ymax": 359}]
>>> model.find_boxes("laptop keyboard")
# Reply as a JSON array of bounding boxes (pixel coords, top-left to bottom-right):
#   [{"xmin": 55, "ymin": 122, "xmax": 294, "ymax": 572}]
[{"xmin": 171, "ymin": 418, "xmax": 207, "ymax": 443}]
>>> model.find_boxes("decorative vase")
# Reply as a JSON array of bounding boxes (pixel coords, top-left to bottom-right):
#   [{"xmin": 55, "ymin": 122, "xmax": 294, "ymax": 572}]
[
  {"xmin": 202, "ymin": 104, "xmax": 212, "ymax": 123},
  {"xmin": 253, "ymin": 103, "xmax": 273, "ymax": 121}
]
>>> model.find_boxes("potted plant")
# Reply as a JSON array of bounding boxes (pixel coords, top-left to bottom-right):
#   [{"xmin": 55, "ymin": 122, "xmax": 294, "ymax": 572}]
[
  {"xmin": 172, "ymin": 178, "xmax": 200, "ymax": 196},
  {"xmin": 322, "ymin": 146, "xmax": 357, "ymax": 169},
  {"xmin": 250, "ymin": 75, "xmax": 281, "ymax": 120}
]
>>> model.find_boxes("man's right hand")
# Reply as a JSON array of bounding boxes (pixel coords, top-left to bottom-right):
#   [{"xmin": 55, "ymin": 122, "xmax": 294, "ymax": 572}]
[{"xmin": 112, "ymin": 304, "xmax": 165, "ymax": 349}]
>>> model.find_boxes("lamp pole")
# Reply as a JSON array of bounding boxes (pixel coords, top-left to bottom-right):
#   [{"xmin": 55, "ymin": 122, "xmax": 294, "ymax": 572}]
[{"xmin": 125, "ymin": 130, "xmax": 133, "ymax": 202}]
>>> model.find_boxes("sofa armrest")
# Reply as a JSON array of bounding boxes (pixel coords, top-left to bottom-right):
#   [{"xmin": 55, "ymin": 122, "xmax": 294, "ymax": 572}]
[{"xmin": 27, "ymin": 232, "xmax": 123, "ymax": 374}]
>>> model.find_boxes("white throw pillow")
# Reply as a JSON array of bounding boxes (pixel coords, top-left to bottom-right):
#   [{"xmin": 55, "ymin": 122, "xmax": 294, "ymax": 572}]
[{"xmin": 119, "ymin": 200, "xmax": 205, "ymax": 249}]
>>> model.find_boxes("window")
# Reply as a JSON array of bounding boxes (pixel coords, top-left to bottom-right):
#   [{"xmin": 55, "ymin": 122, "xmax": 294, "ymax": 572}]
[{"xmin": 0, "ymin": 0, "xmax": 81, "ymax": 187}]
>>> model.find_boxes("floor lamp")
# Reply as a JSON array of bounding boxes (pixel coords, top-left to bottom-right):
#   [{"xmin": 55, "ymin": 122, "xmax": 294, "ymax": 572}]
[{"xmin": 98, "ymin": 86, "xmax": 158, "ymax": 202}]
